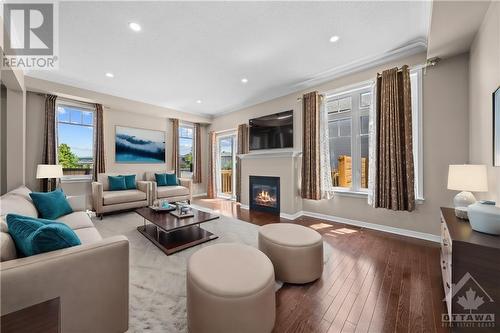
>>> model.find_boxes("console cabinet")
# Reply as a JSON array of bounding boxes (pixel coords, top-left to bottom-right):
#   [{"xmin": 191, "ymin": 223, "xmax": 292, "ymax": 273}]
[{"xmin": 440, "ymin": 207, "xmax": 500, "ymax": 332}]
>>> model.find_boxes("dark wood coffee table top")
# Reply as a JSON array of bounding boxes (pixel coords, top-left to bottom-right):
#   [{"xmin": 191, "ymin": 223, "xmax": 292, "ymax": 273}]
[{"xmin": 136, "ymin": 207, "xmax": 219, "ymax": 232}]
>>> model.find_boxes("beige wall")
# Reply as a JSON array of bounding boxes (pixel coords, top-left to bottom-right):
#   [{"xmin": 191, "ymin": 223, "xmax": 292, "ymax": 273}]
[
  {"xmin": 25, "ymin": 92, "xmax": 45, "ymax": 191},
  {"xmin": 210, "ymin": 52, "xmax": 470, "ymax": 235},
  {"xmin": 104, "ymin": 108, "xmax": 208, "ymax": 195},
  {"xmin": 469, "ymin": 2, "xmax": 500, "ymax": 201},
  {"xmin": 25, "ymin": 91, "xmax": 209, "ymax": 196}
]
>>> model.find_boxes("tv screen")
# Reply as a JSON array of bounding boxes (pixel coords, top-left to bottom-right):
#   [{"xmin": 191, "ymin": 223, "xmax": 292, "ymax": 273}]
[{"xmin": 249, "ymin": 110, "xmax": 293, "ymax": 150}]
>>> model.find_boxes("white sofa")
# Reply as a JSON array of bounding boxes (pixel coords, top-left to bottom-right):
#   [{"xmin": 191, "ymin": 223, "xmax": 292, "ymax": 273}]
[
  {"xmin": 145, "ymin": 171, "xmax": 192, "ymax": 203},
  {"xmin": 0, "ymin": 186, "xmax": 129, "ymax": 333},
  {"xmin": 92, "ymin": 172, "xmax": 151, "ymax": 218}
]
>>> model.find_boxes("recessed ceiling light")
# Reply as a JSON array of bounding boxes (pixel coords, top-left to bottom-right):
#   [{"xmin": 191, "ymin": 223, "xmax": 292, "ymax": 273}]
[
  {"xmin": 196, "ymin": 100, "xmax": 202, "ymax": 104},
  {"xmin": 329, "ymin": 35, "xmax": 340, "ymax": 43},
  {"xmin": 105, "ymin": 72, "xmax": 114, "ymax": 78},
  {"xmin": 241, "ymin": 78, "xmax": 248, "ymax": 84},
  {"xmin": 129, "ymin": 22, "xmax": 141, "ymax": 32}
]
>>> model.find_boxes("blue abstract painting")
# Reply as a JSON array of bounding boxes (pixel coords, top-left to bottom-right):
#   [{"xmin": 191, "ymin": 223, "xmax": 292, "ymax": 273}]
[{"xmin": 115, "ymin": 126, "xmax": 166, "ymax": 163}]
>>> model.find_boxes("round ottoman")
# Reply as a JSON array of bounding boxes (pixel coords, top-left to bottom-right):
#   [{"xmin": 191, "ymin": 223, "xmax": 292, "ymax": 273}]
[
  {"xmin": 187, "ymin": 243, "xmax": 276, "ymax": 333},
  {"xmin": 258, "ymin": 223, "xmax": 323, "ymax": 284}
]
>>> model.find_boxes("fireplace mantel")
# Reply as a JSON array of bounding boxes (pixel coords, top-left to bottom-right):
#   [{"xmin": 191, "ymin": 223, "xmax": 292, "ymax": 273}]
[{"xmin": 238, "ymin": 150, "xmax": 302, "ymax": 159}]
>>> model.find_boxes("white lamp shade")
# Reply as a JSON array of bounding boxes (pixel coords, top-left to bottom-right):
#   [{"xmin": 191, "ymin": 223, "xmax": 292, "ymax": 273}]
[
  {"xmin": 447, "ymin": 164, "xmax": 488, "ymax": 192},
  {"xmin": 36, "ymin": 164, "xmax": 63, "ymax": 179}
]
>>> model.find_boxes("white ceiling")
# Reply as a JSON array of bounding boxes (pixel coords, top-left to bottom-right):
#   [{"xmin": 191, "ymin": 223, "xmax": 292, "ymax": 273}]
[{"xmin": 27, "ymin": 1, "xmax": 431, "ymax": 116}]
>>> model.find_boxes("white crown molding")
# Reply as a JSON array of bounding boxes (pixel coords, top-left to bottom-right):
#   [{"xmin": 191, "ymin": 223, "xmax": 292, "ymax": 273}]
[{"xmin": 213, "ymin": 38, "xmax": 427, "ymax": 117}]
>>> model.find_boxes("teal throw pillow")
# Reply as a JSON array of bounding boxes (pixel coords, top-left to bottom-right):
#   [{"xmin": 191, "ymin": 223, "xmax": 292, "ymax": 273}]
[
  {"xmin": 6, "ymin": 214, "xmax": 81, "ymax": 257},
  {"xmin": 165, "ymin": 173, "xmax": 178, "ymax": 186},
  {"xmin": 119, "ymin": 174, "xmax": 137, "ymax": 190},
  {"xmin": 29, "ymin": 188, "xmax": 73, "ymax": 220},
  {"xmin": 155, "ymin": 173, "xmax": 168, "ymax": 186},
  {"xmin": 108, "ymin": 175, "xmax": 127, "ymax": 191}
]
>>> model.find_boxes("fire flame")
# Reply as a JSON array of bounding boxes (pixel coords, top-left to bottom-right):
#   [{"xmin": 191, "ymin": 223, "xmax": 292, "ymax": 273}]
[{"xmin": 256, "ymin": 190, "xmax": 276, "ymax": 205}]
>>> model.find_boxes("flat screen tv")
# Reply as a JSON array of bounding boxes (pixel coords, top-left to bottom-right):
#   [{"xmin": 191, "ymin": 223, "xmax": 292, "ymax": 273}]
[{"xmin": 249, "ymin": 110, "xmax": 293, "ymax": 150}]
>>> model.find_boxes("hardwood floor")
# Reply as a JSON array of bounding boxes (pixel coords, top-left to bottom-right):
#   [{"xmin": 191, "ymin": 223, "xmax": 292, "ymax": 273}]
[{"xmin": 193, "ymin": 196, "xmax": 449, "ymax": 333}]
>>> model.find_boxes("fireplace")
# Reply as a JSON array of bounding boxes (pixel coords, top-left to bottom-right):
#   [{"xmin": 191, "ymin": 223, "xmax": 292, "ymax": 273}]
[{"xmin": 249, "ymin": 176, "xmax": 280, "ymax": 214}]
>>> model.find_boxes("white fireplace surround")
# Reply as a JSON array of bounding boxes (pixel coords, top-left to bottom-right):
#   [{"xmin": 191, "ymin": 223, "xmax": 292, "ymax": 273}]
[{"xmin": 239, "ymin": 149, "xmax": 303, "ymax": 219}]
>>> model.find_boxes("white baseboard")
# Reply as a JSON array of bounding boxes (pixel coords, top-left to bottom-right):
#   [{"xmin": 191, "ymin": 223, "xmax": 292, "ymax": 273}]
[
  {"xmin": 301, "ymin": 210, "xmax": 440, "ymax": 243},
  {"xmin": 280, "ymin": 211, "xmax": 304, "ymax": 220},
  {"xmin": 192, "ymin": 193, "xmax": 207, "ymax": 198},
  {"xmin": 232, "ymin": 203, "xmax": 439, "ymax": 243}
]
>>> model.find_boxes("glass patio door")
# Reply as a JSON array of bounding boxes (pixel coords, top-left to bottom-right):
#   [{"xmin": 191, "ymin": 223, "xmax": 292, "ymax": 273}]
[{"xmin": 216, "ymin": 132, "xmax": 237, "ymax": 199}]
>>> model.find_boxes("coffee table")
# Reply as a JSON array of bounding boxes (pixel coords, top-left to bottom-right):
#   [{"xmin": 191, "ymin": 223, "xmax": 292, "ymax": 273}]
[{"xmin": 136, "ymin": 207, "xmax": 219, "ymax": 255}]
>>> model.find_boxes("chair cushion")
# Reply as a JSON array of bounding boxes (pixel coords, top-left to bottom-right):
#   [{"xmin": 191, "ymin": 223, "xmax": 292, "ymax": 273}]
[
  {"xmin": 165, "ymin": 173, "xmax": 179, "ymax": 186},
  {"xmin": 57, "ymin": 211, "xmax": 94, "ymax": 230},
  {"xmin": 108, "ymin": 176, "xmax": 127, "ymax": 191},
  {"xmin": 74, "ymin": 227, "xmax": 102, "ymax": 244},
  {"xmin": 102, "ymin": 189, "xmax": 147, "ymax": 205},
  {"xmin": 29, "ymin": 189, "xmax": 73, "ymax": 220},
  {"xmin": 6, "ymin": 214, "xmax": 81, "ymax": 257},
  {"xmin": 157, "ymin": 185, "xmax": 189, "ymax": 198},
  {"xmin": 119, "ymin": 174, "xmax": 137, "ymax": 189},
  {"xmin": 0, "ymin": 186, "xmax": 38, "ymax": 219}
]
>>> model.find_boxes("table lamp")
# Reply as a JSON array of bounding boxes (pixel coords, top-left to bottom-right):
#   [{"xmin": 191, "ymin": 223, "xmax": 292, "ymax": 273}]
[
  {"xmin": 447, "ymin": 164, "xmax": 488, "ymax": 218},
  {"xmin": 36, "ymin": 164, "xmax": 63, "ymax": 190}
]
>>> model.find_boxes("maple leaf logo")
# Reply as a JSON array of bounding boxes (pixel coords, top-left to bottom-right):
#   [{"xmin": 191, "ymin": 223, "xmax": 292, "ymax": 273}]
[{"xmin": 457, "ymin": 288, "xmax": 484, "ymax": 313}]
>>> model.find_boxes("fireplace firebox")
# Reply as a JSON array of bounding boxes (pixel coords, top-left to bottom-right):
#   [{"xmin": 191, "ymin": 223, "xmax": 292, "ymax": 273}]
[{"xmin": 249, "ymin": 176, "xmax": 280, "ymax": 215}]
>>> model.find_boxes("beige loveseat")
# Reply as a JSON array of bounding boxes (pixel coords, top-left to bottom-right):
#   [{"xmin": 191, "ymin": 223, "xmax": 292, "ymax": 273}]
[
  {"xmin": 92, "ymin": 172, "xmax": 151, "ymax": 218},
  {"xmin": 145, "ymin": 171, "xmax": 192, "ymax": 203},
  {"xmin": 0, "ymin": 186, "xmax": 129, "ymax": 333}
]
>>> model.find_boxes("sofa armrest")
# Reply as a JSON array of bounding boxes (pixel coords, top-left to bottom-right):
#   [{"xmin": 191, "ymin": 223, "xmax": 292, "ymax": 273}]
[
  {"xmin": 0, "ymin": 236, "xmax": 129, "ymax": 333},
  {"xmin": 150, "ymin": 181, "xmax": 158, "ymax": 202},
  {"xmin": 137, "ymin": 181, "xmax": 151, "ymax": 204},
  {"xmin": 91, "ymin": 181, "xmax": 104, "ymax": 214},
  {"xmin": 179, "ymin": 178, "xmax": 193, "ymax": 201}
]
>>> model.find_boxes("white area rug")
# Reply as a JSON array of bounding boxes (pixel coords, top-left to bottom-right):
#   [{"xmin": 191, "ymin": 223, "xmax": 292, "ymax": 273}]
[{"xmin": 93, "ymin": 207, "xmax": 332, "ymax": 333}]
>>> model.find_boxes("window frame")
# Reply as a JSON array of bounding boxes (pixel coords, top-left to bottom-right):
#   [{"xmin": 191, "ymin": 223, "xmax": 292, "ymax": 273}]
[
  {"xmin": 326, "ymin": 82, "xmax": 373, "ymax": 193},
  {"xmin": 55, "ymin": 100, "xmax": 96, "ymax": 181},
  {"xmin": 178, "ymin": 122, "xmax": 194, "ymax": 179},
  {"xmin": 323, "ymin": 67, "xmax": 424, "ymax": 201}
]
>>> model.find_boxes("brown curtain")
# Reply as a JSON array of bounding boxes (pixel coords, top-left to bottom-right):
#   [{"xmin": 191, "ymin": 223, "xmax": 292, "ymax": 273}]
[
  {"xmin": 193, "ymin": 123, "xmax": 202, "ymax": 183},
  {"xmin": 93, "ymin": 104, "xmax": 105, "ymax": 180},
  {"xmin": 301, "ymin": 91, "xmax": 321, "ymax": 200},
  {"xmin": 374, "ymin": 65, "xmax": 415, "ymax": 211},
  {"xmin": 207, "ymin": 131, "xmax": 216, "ymax": 198},
  {"xmin": 172, "ymin": 119, "xmax": 180, "ymax": 176},
  {"xmin": 236, "ymin": 124, "xmax": 249, "ymax": 202},
  {"xmin": 41, "ymin": 94, "xmax": 57, "ymax": 191}
]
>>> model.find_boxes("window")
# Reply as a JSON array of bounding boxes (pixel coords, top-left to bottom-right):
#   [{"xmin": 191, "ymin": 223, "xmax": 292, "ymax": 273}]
[
  {"xmin": 56, "ymin": 103, "xmax": 95, "ymax": 177},
  {"xmin": 326, "ymin": 68, "xmax": 423, "ymax": 199},
  {"xmin": 179, "ymin": 125, "xmax": 194, "ymax": 178}
]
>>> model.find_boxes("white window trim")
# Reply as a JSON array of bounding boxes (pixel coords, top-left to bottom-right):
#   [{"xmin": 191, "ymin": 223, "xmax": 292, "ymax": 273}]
[
  {"xmin": 179, "ymin": 122, "xmax": 195, "ymax": 179},
  {"xmin": 322, "ymin": 69, "xmax": 424, "ymax": 202},
  {"xmin": 55, "ymin": 101, "xmax": 96, "ymax": 181},
  {"xmin": 325, "ymin": 81, "xmax": 373, "ymax": 194},
  {"xmin": 215, "ymin": 130, "xmax": 237, "ymax": 200}
]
